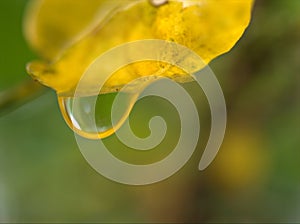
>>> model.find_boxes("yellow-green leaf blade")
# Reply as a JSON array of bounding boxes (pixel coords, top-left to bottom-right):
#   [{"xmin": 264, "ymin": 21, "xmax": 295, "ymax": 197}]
[{"xmin": 26, "ymin": 0, "xmax": 254, "ymax": 96}]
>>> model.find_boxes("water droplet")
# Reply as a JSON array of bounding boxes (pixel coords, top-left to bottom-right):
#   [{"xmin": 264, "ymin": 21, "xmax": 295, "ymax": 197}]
[
  {"xmin": 149, "ymin": 0, "xmax": 168, "ymax": 7},
  {"xmin": 58, "ymin": 91, "xmax": 139, "ymax": 139}
]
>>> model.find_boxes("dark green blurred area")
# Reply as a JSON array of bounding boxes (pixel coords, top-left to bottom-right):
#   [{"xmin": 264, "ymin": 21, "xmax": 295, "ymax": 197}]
[
  {"xmin": 0, "ymin": 0, "xmax": 34, "ymax": 89},
  {"xmin": 0, "ymin": 0, "xmax": 299, "ymax": 222}
]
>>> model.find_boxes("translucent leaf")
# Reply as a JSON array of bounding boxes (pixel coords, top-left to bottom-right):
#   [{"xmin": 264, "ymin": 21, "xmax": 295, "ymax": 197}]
[{"xmin": 25, "ymin": 0, "xmax": 254, "ymax": 96}]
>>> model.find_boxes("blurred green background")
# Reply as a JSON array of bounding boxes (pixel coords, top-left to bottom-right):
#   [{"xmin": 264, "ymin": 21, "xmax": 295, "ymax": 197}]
[{"xmin": 0, "ymin": 0, "xmax": 299, "ymax": 222}]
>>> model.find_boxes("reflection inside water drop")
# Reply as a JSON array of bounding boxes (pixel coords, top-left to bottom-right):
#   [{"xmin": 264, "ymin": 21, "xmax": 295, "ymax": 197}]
[{"xmin": 58, "ymin": 91, "xmax": 138, "ymax": 139}]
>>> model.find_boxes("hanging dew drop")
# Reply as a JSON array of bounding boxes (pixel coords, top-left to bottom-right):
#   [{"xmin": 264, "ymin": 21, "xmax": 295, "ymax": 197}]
[{"xmin": 58, "ymin": 91, "xmax": 139, "ymax": 139}]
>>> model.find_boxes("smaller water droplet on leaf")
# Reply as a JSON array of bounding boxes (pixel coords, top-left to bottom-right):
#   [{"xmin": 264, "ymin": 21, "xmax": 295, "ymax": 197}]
[{"xmin": 149, "ymin": 0, "xmax": 168, "ymax": 7}]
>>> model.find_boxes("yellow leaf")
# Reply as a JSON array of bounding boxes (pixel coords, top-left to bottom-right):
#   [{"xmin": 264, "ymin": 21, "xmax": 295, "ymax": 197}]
[{"xmin": 25, "ymin": 0, "xmax": 254, "ymax": 96}]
